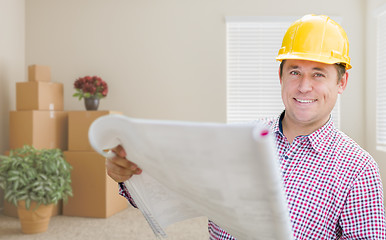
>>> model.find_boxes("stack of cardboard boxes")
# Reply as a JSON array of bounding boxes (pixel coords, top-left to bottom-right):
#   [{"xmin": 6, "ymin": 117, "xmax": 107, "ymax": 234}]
[
  {"xmin": 4, "ymin": 65, "xmax": 67, "ymax": 217},
  {"xmin": 63, "ymin": 111, "xmax": 128, "ymax": 218},
  {"xmin": 4, "ymin": 65, "xmax": 128, "ymax": 218}
]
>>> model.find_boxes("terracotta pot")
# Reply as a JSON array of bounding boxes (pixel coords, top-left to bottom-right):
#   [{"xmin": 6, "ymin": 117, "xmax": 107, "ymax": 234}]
[{"xmin": 17, "ymin": 201, "xmax": 54, "ymax": 234}]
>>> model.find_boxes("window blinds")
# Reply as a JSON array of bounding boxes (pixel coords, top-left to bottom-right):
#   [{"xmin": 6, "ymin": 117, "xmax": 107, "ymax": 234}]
[{"xmin": 226, "ymin": 16, "xmax": 341, "ymax": 128}]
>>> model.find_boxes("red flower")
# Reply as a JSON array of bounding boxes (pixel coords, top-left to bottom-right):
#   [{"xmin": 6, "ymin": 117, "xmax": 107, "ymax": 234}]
[
  {"xmin": 73, "ymin": 75, "xmax": 108, "ymax": 100},
  {"xmin": 83, "ymin": 83, "xmax": 96, "ymax": 95}
]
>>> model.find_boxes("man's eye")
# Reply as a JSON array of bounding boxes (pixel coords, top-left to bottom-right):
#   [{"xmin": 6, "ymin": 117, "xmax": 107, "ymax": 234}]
[
  {"xmin": 290, "ymin": 71, "xmax": 299, "ymax": 75},
  {"xmin": 314, "ymin": 73, "xmax": 325, "ymax": 77}
]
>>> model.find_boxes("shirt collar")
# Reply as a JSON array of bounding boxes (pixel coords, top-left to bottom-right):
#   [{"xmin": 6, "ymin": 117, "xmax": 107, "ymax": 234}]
[
  {"xmin": 272, "ymin": 111, "xmax": 284, "ymax": 135},
  {"xmin": 273, "ymin": 111, "xmax": 336, "ymax": 153},
  {"xmin": 307, "ymin": 117, "xmax": 336, "ymax": 153}
]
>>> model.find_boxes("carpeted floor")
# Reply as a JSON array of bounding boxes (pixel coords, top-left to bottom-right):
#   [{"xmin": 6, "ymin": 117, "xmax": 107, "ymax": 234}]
[{"xmin": 0, "ymin": 207, "xmax": 209, "ymax": 240}]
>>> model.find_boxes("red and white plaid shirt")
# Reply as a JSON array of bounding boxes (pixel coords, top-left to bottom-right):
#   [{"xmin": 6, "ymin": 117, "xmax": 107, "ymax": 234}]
[{"xmin": 119, "ymin": 113, "xmax": 386, "ymax": 239}]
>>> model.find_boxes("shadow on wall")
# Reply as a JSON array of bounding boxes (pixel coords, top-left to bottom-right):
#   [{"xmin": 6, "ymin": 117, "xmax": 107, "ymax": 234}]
[
  {"xmin": 0, "ymin": 61, "xmax": 11, "ymax": 152},
  {"xmin": 0, "ymin": 61, "xmax": 11, "ymax": 209}
]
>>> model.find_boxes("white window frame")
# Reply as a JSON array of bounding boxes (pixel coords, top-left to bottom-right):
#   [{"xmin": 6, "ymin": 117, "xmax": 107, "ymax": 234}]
[
  {"xmin": 375, "ymin": 6, "xmax": 386, "ymax": 151},
  {"xmin": 226, "ymin": 16, "xmax": 341, "ymax": 128}
]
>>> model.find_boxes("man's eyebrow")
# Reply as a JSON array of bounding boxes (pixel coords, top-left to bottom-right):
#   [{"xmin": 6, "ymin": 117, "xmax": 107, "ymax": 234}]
[
  {"xmin": 313, "ymin": 67, "xmax": 328, "ymax": 73},
  {"xmin": 286, "ymin": 65, "xmax": 328, "ymax": 72},
  {"xmin": 287, "ymin": 65, "xmax": 299, "ymax": 69}
]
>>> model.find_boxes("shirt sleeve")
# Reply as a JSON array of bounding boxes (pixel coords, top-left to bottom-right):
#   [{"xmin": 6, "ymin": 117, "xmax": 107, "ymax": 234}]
[
  {"xmin": 118, "ymin": 182, "xmax": 138, "ymax": 208},
  {"xmin": 339, "ymin": 161, "xmax": 386, "ymax": 239}
]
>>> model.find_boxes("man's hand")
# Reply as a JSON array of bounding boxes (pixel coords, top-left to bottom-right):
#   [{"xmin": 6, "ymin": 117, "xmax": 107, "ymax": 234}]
[{"xmin": 105, "ymin": 145, "xmax": 142, "ymax": 183}]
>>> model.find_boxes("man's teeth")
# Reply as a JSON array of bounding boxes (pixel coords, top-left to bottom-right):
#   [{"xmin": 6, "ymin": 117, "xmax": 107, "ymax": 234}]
[{"xmin": 296, "ymin": 99, "xmax": 316, "ymax": 103}]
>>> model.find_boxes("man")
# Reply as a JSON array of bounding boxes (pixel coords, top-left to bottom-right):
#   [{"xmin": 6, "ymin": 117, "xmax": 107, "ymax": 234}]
[{"xmin": 106, "ymin": 14, "xmax": 386, "ymax": 239}]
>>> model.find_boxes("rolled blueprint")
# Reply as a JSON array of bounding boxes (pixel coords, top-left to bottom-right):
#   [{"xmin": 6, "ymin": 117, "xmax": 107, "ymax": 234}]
[{"xmin": 88, "ymin": 114, "xmax": 293, "ymax": 240}]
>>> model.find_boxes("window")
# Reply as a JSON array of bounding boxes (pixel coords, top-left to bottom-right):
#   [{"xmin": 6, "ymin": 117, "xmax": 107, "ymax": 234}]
[
  {"xmin": 376, "ymin": 8, "xmax": 386, "ymax": 151},
  {"xmin": 226, "ymin": 16, "xmax": 341, "ymax": 128}
]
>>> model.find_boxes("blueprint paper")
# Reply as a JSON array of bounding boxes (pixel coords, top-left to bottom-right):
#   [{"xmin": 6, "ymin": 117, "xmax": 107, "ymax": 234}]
[{"xmin": 88, "ymin": 114, "xmax": 293, "ymax": 240}]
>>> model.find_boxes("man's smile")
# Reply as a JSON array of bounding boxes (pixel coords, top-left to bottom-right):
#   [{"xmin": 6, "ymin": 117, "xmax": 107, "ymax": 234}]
[{"xmin": 294, "ymin": 98, "xmax": 317, "ymax": 103}]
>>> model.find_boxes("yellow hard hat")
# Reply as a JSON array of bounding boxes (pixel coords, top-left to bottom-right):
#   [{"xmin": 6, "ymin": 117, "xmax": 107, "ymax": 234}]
[{"xmin": 276, "ymin": 14, "xmax": 351, "ymax": 70}]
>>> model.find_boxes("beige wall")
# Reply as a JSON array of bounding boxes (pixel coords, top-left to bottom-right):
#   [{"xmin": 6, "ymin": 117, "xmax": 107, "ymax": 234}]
[
  {"xmin": 25, "ymin": 0, "xmax": 366, "ymax": 144},
  {"xmin": 0, "ymin": 0, "xmax": 25, "ymax": 209}
]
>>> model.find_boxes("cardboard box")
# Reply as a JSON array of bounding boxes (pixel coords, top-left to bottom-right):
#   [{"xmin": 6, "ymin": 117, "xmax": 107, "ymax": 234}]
[
  {"xmin": 28, "ymin": 65, "xmax": 51, "ymax": 82},
  {"xmin": 68, "ymin": 111, "xmax": 121, "ymax": 151},
  {"xmin": 16, "ymin": 82, "xmax": 63, "ymax": 111},
  {"xmin": 63, "ymin": 151, "xmax": 128, "ymax": 218},
  {"xmin": 3, "ymin": 200, "xmax": 62, "ymax": 218},
  {"xmin": 10, "ymin": 111, "xmax": 68, "ymax": 150}
]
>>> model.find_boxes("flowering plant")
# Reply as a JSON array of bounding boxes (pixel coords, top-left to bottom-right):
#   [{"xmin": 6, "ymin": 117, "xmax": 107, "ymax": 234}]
[{"xmin": 73, "ymin": 76, "xmax": 108, "ymax": 100}]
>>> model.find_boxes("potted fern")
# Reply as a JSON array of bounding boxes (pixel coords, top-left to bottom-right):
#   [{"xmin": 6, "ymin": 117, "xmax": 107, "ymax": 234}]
[{"xmin": 0, "ymin": 145, "xmax": 73, "ymax": 234}]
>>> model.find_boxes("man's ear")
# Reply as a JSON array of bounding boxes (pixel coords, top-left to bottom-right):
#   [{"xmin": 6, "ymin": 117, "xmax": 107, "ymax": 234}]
[
  {"xmin": 278, "ymin": 67, "xmax": 282, "ymax": 84},
  {"xmin": 338, "ymin": 72, "xmax": 349, "ymax": 94}
]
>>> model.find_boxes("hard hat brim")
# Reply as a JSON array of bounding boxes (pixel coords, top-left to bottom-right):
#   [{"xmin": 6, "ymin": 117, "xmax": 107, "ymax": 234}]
[{"xmin": 276, "ymin": 53, "xmax": 352, "ymax": 70}]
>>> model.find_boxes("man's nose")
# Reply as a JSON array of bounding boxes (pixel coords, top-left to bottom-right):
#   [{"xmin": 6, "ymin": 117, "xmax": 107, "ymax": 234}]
[{"xmin": 297, "ymin": 76, "xmax": 313, "ymax": 93}]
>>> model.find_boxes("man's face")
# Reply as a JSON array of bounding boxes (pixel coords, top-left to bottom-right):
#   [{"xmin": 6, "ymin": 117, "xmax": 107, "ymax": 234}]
[{"xmin": 279, "ymin": 59, "xmax": 348, "ymax": 130}]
